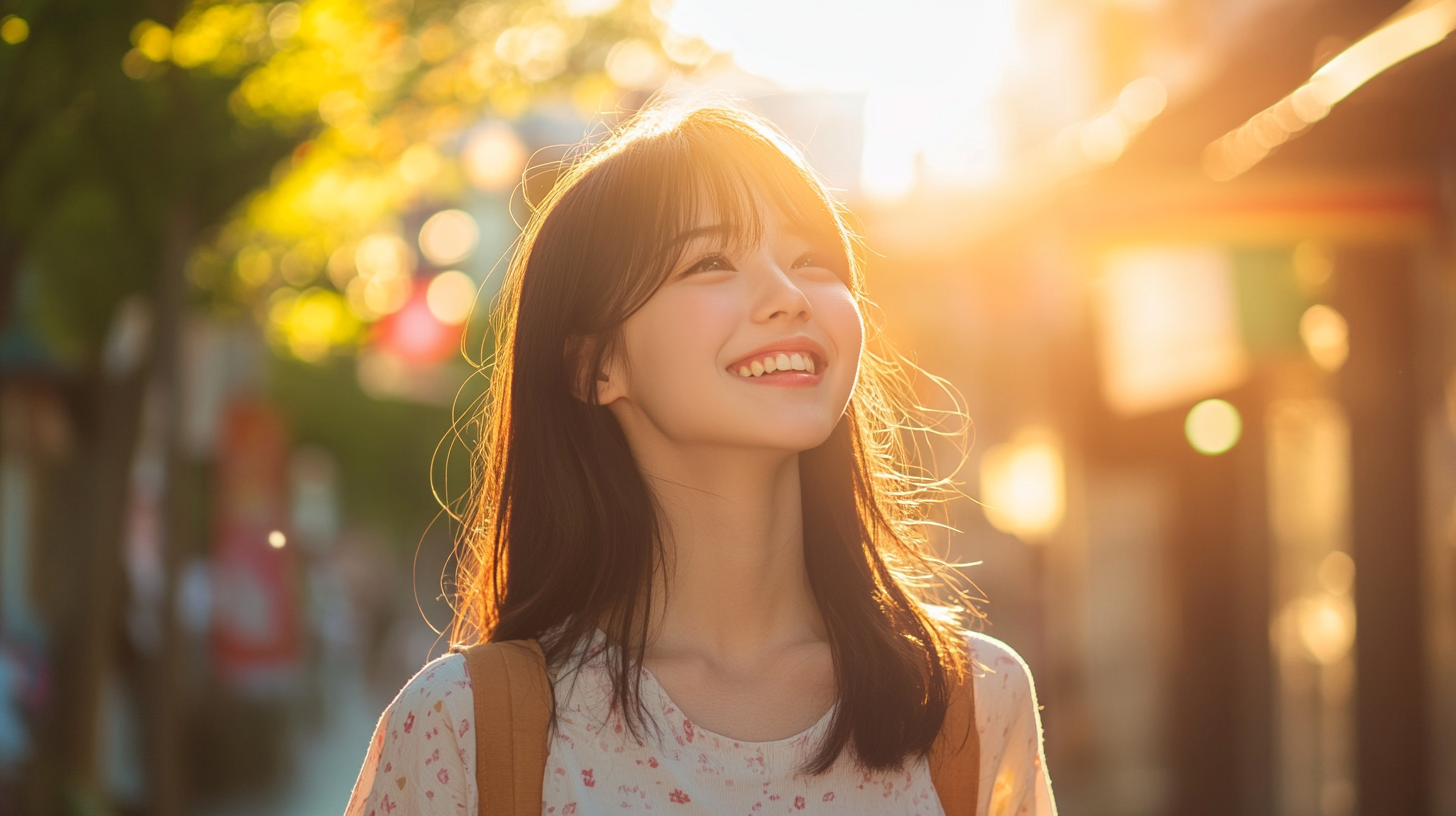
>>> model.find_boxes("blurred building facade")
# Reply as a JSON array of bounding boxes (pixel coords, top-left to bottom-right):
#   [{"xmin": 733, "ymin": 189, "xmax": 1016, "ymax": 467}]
[
  {"xmin": 3, "ymin": 0, "xmax": 1455, "ymax": 814},
  {"xmin": 860, "ymin": 1, "xmax": 1456, "ymax": 815}
]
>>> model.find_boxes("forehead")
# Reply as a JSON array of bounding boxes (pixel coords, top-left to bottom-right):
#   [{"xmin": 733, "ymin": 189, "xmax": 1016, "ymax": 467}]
[{"xmin": 669, "ymin": 168, "xmax": 841, "ymax": 254}]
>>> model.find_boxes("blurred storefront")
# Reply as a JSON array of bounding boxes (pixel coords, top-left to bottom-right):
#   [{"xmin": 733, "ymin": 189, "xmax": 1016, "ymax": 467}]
[{"xmin": 862, "ymin": 1, "xmax": 1456, "ymax": 814}]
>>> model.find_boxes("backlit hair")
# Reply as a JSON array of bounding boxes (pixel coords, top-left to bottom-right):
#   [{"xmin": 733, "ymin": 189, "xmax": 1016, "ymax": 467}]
[{"xmin": 451, "ymin": 103, "xmax": 970, "ymax": 772}]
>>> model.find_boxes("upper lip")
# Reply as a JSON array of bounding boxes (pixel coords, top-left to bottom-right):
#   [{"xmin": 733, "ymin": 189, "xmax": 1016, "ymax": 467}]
[{"xmin": 725, "ymin": 337, "xmax": 828, "ymax": 372}]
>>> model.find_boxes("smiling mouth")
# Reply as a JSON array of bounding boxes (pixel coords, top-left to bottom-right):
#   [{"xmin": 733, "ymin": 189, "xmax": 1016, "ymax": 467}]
[{"xmin": 729, "ymin": 351, "xmax": 821, "ymax": 378}]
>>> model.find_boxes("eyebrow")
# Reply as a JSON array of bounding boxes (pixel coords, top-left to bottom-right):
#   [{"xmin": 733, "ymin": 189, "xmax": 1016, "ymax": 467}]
[
  {"xmin": 668, "ymin": 222, "xmax": 836, "ymax": 250},
  {"xmin": 667, "ymin": 224, "xmax": 734, "ymax": 248}
]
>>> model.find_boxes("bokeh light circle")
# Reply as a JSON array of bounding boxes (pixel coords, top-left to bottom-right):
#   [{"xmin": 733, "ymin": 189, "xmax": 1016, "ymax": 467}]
[
  {"xmin": 463, "ymin": 123, "xmax": 527, "ymax": 192},
  {"xmin": 426, "ymin": 271, "xmax": 476, "ymax": 326},
  {"xmin": 1185, "ymin": 398, "xmax": 1242, "ymax": 455},
  {"xmin": 1300, "ymin": 304, "xmax": 1349, "ymax": 372},
  {"xmin": 419, "ymin": 210, "xmax": 479, "ymax": 267}
]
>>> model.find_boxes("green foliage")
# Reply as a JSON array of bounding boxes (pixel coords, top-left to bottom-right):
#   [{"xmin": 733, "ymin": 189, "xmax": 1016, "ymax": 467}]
[
  {"xmin": 0, "ymin": 0, "xmax": 293, "ymax": 360},
  {"xmin": 266, "ymin": 351, "xmax": 483, "ymax": 548}
]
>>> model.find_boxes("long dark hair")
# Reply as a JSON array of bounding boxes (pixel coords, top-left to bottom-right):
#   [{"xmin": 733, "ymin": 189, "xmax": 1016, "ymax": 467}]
[{"xmin": 451, "ymin": 103, "xmax": 969, "ymax": 772}]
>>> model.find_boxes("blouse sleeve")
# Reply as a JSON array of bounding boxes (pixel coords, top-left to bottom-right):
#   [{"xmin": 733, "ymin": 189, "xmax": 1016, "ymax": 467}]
[
  {"xmin": 344, "ymin": 653, "xmax": 478, "ymax": 816},
  {"xmin": 970, "ymin": 633, "xmax": 1057, "ymax": 816}
]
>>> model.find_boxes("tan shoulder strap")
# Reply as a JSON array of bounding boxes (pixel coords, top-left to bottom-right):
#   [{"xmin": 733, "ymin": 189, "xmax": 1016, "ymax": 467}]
[
  {"xmin": 453, "ymin": 640, "xmax": 552, "ymax": 816},
  {"xmin": 928, "ymin": 665, "xmax": 980, "ymax": 816},
  {"xmin": 455, "ymin": 639, "xmax": 974, "ymax": 815}
]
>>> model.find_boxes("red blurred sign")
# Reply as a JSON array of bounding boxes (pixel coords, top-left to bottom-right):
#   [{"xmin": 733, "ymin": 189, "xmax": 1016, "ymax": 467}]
[
  {"xmin": 210, "ymin": 401, "xmax": 300, "ymax": 693},
  {"xmin": 372, "ymin": 286, "xmax": 461, "ymax": 363}
]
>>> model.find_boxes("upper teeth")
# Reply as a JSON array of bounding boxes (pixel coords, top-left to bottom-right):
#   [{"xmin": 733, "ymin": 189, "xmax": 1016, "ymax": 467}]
[{"xmin": 736, "ymin": 353, "xmax": 816, "ymax": 377}]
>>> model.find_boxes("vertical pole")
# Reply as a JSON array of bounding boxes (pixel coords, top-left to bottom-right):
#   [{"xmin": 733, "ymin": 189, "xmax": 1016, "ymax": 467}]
[
  {"xmin": 1169, "ymin": 382, "xmax": 1274, "ymax": 816},
  {"xmin": 1171, "ymin": 421, "xmax": 1242, "ymax": 815},
  {"xmin": 147, "ymin": 199, "xmax": 194, "ymax": 816},
  {"xmin": 1337, "ymin": 244, "xmax": 1429, "ymax": 816}
]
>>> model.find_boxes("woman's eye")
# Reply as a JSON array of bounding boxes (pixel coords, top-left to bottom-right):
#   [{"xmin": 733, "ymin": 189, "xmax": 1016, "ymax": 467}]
[
  {"xmin": 687, "ymin": 254, "xmax": 733, "ymax": 274},
  {"xmin": 793, "ymin": 253, "xmax": 842, "ymax": 276}
]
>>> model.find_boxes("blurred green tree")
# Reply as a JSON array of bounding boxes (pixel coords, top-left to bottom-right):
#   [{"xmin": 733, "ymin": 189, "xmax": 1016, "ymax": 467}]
[{"xmin": 0, "ymin": 0, "xmax": 693, "ymax": 811}]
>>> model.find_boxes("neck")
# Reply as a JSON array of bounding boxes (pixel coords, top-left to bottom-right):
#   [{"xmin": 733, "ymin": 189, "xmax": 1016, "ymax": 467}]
[{"xmin": 638, "ymin": 445, "xmax": 825, "ymax": 661}]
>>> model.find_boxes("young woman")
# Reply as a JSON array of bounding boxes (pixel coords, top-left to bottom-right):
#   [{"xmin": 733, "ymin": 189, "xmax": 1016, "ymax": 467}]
[{"xmin": 345, "ymin": 104, "xmax": 1054, "ymax": 816}]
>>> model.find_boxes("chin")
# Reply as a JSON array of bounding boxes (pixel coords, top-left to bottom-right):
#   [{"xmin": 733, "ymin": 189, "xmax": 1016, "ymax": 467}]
[{"xmin": 732, "ymin": 421, "xmax": 840, "ymax": 454}]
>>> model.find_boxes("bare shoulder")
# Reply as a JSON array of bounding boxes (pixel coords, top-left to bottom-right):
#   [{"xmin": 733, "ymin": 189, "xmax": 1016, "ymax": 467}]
[{"xmin": 966, "ymin": 631, "xmax": 1037, "ymax": 711}]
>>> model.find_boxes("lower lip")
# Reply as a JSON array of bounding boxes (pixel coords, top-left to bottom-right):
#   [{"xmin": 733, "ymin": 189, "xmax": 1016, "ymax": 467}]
[{"xmin": 729, "ymin": 369, "xmax": 825, "ymax": 387}]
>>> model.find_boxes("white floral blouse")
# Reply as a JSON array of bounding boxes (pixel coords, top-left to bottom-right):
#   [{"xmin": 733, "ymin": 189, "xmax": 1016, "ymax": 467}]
[{"xmin": 344, "ymin": 632, "xmax": 1055, "ymax": 816}]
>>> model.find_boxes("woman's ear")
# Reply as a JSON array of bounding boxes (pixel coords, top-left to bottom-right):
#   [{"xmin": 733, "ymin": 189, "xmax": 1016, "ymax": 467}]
[{"xmin": 564, "ymin": 335, "xmax": 627, "ymax": 405}]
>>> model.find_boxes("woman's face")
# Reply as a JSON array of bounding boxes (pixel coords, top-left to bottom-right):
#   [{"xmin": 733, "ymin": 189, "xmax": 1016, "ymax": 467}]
[{"xmin": 595, "ymin": 207, "xmax": 863, "ymax": 456}]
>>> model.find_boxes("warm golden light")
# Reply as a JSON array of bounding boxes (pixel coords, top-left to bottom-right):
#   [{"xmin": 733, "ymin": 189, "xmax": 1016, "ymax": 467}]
[
  {"xmin": 668, "ymin": 0, "xmax": 1021, "ymax": 199},
  {"xmin": 351, "ymin": 234, "xmax": 413, "ymax": 318},
  {"xmin": 133, "ymin": 20, "xmax": 173, "ymax": 62},
  {"xmin": 1206, "ymin": 0, "xmax": 1456, "ymax": 180},
  {"xmin": 980, "ymin": 428, "xmax": 1066, "ymax": 544},
  {"xmin": 419, "ymin": 210, "xmax": 480, "ymax": 267},
  {"xmin": 268, "ymin": 530, "xmax": 287, "ymax": 549},
  {"xmin": 495, "ymin": 20, "xmax": 571, "ymax": 82},
  {"xmin": 463, "ymin": 123, "xmax": 527, "ymax": 192},
  {"xmin": 606, "ymin": 38, "xmax": 668, "ymax": 88},
  {"xmin": 398, "ymin": 144, "xmax": 444, "ymax": 187},
  {"xmin": 268, "ymin": 288, "xmax": 360, "ymax": 361},
  {"xmin": 1, "ymin": 15, "xmax": 29, "ymax": 44},
  {"xmin": 425, "ymin": 271, "xmax": 476, "ymax": 326},
  {"xmin": 355, "ymin": 234, "xmax": 411, "ymax": 281},
  {"xmin": 561, "ymin": 0, "xmax": 621, "ymax": 15},
  {"xmin": 1096, "ymin": 247, "xmax": 1250, "ymax": 416},
  {"xmin": 1318, "ymin": 551, "xmax": 1356, "ymax": 596},
  {"xmin": 1292, "ymin": 240, "xmax": 1334, "ymax": 293},
  {"xmin": 1294, "ymin": 593, "xmax": 1356, "ymax": 665},
  {"xmin": 1300, "ymin": 305, "xmax": 1350, "ymax": 373},
  {"xmin": 1186, "ymin": 399, "xmax": 1242, "ymax": 455}
]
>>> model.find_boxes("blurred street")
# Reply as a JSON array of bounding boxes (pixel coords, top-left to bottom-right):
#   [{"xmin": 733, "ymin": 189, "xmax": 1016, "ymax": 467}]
[{"xmin": 2, "ymin": 0, "xmax": 1456, "ymax": 814}]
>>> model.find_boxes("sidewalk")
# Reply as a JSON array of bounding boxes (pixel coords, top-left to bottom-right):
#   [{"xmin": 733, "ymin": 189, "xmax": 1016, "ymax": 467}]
[{"xmin": 198, "ymin": 664, "xmax": 380, "ymax": 816}]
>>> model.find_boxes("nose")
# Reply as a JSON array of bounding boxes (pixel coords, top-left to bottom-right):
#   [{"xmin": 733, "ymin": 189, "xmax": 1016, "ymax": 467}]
[{"xmin": 749, "ymin": 255, "xmax": 812, "ymax": 325}]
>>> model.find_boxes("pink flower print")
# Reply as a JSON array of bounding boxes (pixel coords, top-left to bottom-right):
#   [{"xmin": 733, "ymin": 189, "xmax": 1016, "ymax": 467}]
[
  {"xmin": 403, "ymin": 712, "xmax": 415, "ymax": 734},
  {"xmin": 425, "ymin": 791, "xmax": 434, "ymax": 800},
  {"xmin": 669, "ymin": 789, "xmax": 691, "ymax": 804},
  {"xmin": 582, "ymin": 768, "xmax": 596, "ymax": 788},
  {"xmin": 822, "ymin": 792, "xmax": 835, "ymax": 802},
  {"xmin": 384, "ymin": 762, "xmax": 392, "ymax": 772},
  {"xmin": 459, "ymin": 718, "xmax": 470, "ymax": 737},
  {"xmin": 794, "ymin": 795, "xmax": 806, "ymax": 809},
  {"xmin": 437, "ymin": 768, "xmax": 450, "ymax": 785},
  {"xmin": 381, "ymin": 794, "xmax": 398, "ymax": 813},
  {"xmin": 648, "ymin": 757, "xmax": 659, "ymax": 769},
  {"xmin": 426, "ymin": 747, "xmax": 440, "ymax": 765},
  {"xmin": 683, "ymin": 720, "xmax": 694, "ymax": 742},
  {"xmin": 563, "ymin": 805, "xmax": 577, "ymax": 814}
]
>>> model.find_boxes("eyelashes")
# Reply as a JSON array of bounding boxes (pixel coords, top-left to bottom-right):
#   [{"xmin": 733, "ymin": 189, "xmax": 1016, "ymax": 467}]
[
  {"xmin": 680, "ymin": 252, "xmax": 839, "ymax": 277},
  {"xmin": 686, "ymin": 253, "xmax": 734, "ymax": 274}
]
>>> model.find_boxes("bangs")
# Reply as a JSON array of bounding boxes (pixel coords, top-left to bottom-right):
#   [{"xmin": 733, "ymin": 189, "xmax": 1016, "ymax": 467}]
[
  {"xmin": 664, "ymin": 121, "xmax": 848, "ymax": 269},
  {"xmin": 562, "ymin": 106, "xmax": 857, "ymax": 328}
]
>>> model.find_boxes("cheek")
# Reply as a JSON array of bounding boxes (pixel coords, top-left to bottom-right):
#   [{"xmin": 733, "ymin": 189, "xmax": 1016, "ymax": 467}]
[
  {"xmin": 620, "ymin": 288, "xmax": 739, "ymax": 377},
  {"xmin": 814, "ymin": 286, "xmax": 864, "ymax": 371}
]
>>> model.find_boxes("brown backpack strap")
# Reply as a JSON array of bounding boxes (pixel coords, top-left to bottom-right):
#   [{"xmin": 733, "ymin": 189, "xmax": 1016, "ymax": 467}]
[
  {"xmin": 453, "ymin": 640, "xmax": 552, "ymax": 816},
  {"xmin": 928, "ymin": 664, "xmax": 980, "ymax": 816}
]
